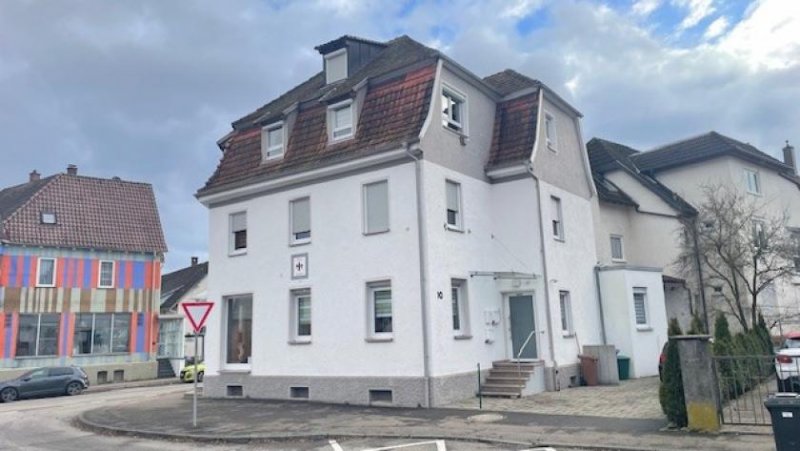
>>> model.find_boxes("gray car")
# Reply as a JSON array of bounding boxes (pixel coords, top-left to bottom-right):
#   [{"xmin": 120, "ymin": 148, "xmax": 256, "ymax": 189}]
[{"xmin": 0, "ymin": 366, "xmax": 89, "ymax": 402}]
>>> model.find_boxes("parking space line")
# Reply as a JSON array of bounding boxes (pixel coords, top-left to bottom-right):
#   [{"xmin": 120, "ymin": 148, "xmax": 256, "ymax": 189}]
[
  {"xmin": 329, "ymin": 439, "xmax": 344, "ymax": 451},
  {"xmin": 362, "ymin": 439, "xmax": 447, "ymax": 451}
]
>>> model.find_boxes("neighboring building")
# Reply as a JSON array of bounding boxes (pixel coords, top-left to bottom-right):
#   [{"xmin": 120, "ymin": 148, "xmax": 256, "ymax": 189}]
[
  {"xmin": 158, "ymin": 257, "xmax": 208, "ymax": 377},
  {"xmin": 0, "ymin": 166, "xmax": 167, "ymax": 384},
  {"xmin": 589, "ymin": 132, "xmax": 800, "ymax": 332},
  {"xmin": 196, "ymin": 35, "xmax": 643, "ymax": 407}
]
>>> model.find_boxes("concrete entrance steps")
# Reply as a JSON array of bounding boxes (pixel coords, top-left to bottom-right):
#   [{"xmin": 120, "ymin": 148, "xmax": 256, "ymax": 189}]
[{"xmin": 480, "ymin": 360, "xmax": 543, "ymax": 398}]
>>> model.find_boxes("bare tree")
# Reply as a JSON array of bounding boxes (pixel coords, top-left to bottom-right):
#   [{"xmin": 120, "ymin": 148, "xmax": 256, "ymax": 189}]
[{"xmin": 677, "ymin": 184, "xmax": 799, "ymax": 331}]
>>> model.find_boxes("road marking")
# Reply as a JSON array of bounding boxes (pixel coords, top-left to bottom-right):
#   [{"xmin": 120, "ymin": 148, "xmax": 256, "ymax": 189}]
[
  {"xmin": 329, "ymin": 439, "xmax": 344, "ymax": 451},
  {"xmin": 363, "ymin": 440, "xmax": 447, "ymax": 451}
]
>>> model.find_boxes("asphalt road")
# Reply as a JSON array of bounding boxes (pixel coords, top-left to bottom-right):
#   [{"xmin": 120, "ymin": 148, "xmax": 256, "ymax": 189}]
[{"xmin": 0, "ymin": 384, "xmax": 549, "ymax": 451}]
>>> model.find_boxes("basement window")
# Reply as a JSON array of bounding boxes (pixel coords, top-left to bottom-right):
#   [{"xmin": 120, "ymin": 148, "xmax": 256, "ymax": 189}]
[
  {"xmin": 290, "ymin": 386, "xmax": 309, "ymax": 399},
  {"xmin": 369, "ymin": 389, "xmax": 393, "ymax": 404},
  {"xmin": 226, "ymin": 385, "xmax": 244, "ymax": 397}
]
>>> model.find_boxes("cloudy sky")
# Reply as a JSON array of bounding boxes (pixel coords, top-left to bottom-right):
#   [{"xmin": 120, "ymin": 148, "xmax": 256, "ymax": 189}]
[{"xmin": 1, "ymin": 0, "xmax": 798, "ymax": 271}]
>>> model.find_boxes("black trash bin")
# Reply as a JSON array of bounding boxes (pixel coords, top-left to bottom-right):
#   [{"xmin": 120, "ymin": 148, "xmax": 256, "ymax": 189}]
[{"xmin": 765, "ymin": 393, "xmax": 800, "ymax": 451}]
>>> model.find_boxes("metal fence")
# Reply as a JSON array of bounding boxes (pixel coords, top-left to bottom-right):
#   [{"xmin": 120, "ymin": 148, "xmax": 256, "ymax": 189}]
[{"xmin": 713, "ymin": 355, "xmax": 796, "ymax": 425}]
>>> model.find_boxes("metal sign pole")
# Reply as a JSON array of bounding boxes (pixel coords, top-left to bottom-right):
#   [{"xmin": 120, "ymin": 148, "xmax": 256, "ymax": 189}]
[{"xmin": 193, "ymin": 330, "xmax": 198, "ymax": 428}]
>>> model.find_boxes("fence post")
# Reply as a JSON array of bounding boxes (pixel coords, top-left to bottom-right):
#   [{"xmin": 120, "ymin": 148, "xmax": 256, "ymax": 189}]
[{"xmin": 676, "ymin": 335, "xmax": 720, "ymax": 432}]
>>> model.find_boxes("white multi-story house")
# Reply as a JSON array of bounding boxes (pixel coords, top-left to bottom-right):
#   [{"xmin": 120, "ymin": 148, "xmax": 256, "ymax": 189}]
[
  {"xmin": 196, "ymin": 35, "xmax": 659, "ymax": 407},
  {"xmin": 589, "ymin": 132, "xmax": 800, "ymax": 333}
]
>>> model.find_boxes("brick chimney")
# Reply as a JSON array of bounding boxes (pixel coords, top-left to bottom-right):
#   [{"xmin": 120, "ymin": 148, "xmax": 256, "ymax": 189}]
[
  {"xmin": 191, "ymin": 256, "xmax": 199, "ymax": 266},
  {"xmin": 66, "ymin": 164, "xmax": 78, "ymax": 176},
  {"xmin": 29, "ymin": 170, "xmax": 40, "ymax": 182},
  {"xmin": 784, "ymin": 141, "xmax": 796, "ymax": 174}
]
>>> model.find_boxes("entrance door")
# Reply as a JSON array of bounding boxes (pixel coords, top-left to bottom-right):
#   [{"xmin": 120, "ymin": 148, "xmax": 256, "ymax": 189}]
[{"xmin": 509, "ymin": 294, "xmax": 537, "ymax": 360}]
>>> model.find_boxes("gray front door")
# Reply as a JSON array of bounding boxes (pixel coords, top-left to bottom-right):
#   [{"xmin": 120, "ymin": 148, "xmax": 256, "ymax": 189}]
[{"xmin": 509, "ymin": 294, "xmax": 536, "ymax": 359}]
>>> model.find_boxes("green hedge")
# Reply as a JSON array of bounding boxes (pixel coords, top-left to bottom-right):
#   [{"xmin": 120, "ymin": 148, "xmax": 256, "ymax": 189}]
[{"xmin": 659, "ymin": 318, "xmax": 687, "ymax": 427}]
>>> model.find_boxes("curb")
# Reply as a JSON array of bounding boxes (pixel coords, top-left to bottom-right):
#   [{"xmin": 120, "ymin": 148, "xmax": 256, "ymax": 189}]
[
  {"xmin": 75, "ymin": 411, "xmax": 668, "ymax": 451},
  {"xmin": 86, "ymin": 378, "xmax": 182, "ymax": 394}
]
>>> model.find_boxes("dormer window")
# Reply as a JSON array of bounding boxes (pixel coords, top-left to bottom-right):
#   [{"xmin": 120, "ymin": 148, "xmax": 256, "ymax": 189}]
[
  {"xmin": 324, "ymin": 48, "xmax": 348, "ymax": 84},
  {"xmin": 329, "ymin": 100, "xmax": 354, "ymax": 142},
  {"xmin": 262, "ymin": 122, "xmax": 284, "ymax": 161},
  {"xmin": 40, "ymin": 211, "xmax": 56, "ymax": 224},
  {"xmin": 441, "ymin": 86, "xmax": 465, "ymax": 133}
]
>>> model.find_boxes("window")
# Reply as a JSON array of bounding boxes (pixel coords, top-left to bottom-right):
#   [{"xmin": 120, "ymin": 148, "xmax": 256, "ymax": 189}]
[
  {"xmin": 230, "ymin": 212, "xmax": 247, "ymax": 254},
  {"xmin": 157, "ymin": 318, "xmax": 183, "ymax": 358},
  {"xmin": 290, "ymin": 197, "xmax": 311, "ymax": 244},
  {"xmin": 37, "ymin": 257, "xmax": 56, "ymax": 287},
  {"xmin": 559, "ymin": 291, "xmax": 573, "ymax": 335},
  {"xmin": 368, "ymin": 282, "xmax": 392, "ymax": 336},
  {"xmin": 545, "ymin": 113, "xmax": 557, "ymax": 151},
  {"xmin": 291, "ymin": 289, "xmax": 312, "ymax": 341},
  {"xmin": 98, "ymin": 260, "xmax": 115, "ymax": 288},
  {"xmin": 73, "ymin": 313, "xmax": 131, "ymax": 355},
  {"xmin": 441, "ymin": 87, "xmax": 465, "ymax": 132},
  {"xmin": 744, "ymin": 169, "xmax": 761, "ymax": 195},
  {"xmin": 225, "ymin": 295, "xmax": 252, "ymax": 365},
  {"xmin": 330, "ymin": 102, "xmax": 354, "ymax": 141},
  {"xmin": 445, "ymin": 180, "xmax": 462, "ymax": 230},
  {"xmin": 753, "ymin": 220, "xmax": 767, "ymax": 248},
  {"xmin": 262, "ymin": 123, "xmax": 284, "ymax": 160},
  {"xmin": 363, "ymin": 180, "xmax": 389, "ymax": 234},
  {"xmin": 551, "ymin": 196, "xmax": 564, "ymax": 240},
  {"xmin": 40, "ymin": 211, "xmax": 56, "ymax": 224},
  {"xmin": 16, "ymin": 314, "xmax": 59, "ymax": 357},
  {"xmin": 451, "ymin": 279, "xmax": 469, "ymax": 334},
  {"xmin": 610, "ymin": 235, "xmax": 625, "ymax": 261},
  {"xmin": 633, "ymin": 287, "xmax": 648, "ymax": 326},
  {"xmin": 324, "ymin": 48, "xmax": 347, "ymax": 84}
]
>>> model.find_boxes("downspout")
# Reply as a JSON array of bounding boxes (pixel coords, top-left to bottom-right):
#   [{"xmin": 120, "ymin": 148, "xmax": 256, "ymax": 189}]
[
  {"xmin": 594, "ymin": 266, "xmax": 608, "ymax": 345},
  {"xmin": 405, "ymin": 142, "xmax": 432, "ymax": 408},
  {"xmin": 526, "ymin": 166, "xmax": 560, "ymax": 391}
]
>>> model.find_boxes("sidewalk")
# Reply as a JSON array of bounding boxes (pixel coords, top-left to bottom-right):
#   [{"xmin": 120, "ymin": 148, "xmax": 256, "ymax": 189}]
[
  {"xmin": 77, "ymin": 394, "xmax": 775, "ymax": 451},
  {"xmin": 86, "ymin": 377, "xmax": 182, "ymax": 394}
]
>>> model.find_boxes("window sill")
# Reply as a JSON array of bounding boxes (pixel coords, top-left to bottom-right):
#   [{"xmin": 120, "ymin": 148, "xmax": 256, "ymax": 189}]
[
  {"xmin": 562, "ymin": 333, "xmax": 575, "ymax": 338},
  {"xmin": 547, "ymin": 144, "xmax": 558, "ymax": 153},
  {"xmin": 220, "ymin": 368, "xmax": 251, "ymax": 374},
  {"xmin": 442, "ymin": 125, "xmax": 467, "ymax": 139},
  {"xmin": 15, "ymin": 355, "xmax": 59, "ymax": 360},
  {"xmin": 35, "ymin": 285, "xmax": 55, "ymax": 289},
  {"xmin": 73, "ymin": 352, "xmax": 130, "ymax": 358},
  {"xmin": 636, "ymin": 326, "xmax": 653, "ymax": 332},
  {"xmin": 365, "ymin": 336, "xmax": 393, "ymax": 343},
  {"xmin": 611, "ymin": 259, "xmax": 626, "ymax": 264},
  {"xmin": 290, "ymin": 239, "xmax": 311, "ymax": 247},
  {"xmin": 363, "ymin": 229, "xmax": 390, "ymax": 236},
  {"xmin": 445, "ymin": 224, "xmax": 464, "ymax": 233},
  {"xmin": 454, "ymin": 334, "xmax": 472, "ymax": 340},
  {"xmin": 288, "ymin": 339, "xmax": 312, "ymax": 345},
  {"xmin": 228, "ymin": 250, "xmax": 247, "ymax": 258},
  {"xmin": 553, "ymin": 237, "xmax": 565, "ymax": 243}
]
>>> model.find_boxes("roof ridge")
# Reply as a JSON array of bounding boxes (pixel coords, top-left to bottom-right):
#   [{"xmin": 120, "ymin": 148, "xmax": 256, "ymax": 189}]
[
  {"xmin": 1, "ymin": 174, "xmax": 62, "ymax": 225},
  {"xmin": 163, "ymin": 260, "xmax": 208, "ymax": 277},
  {"xmin": 640, "ymin": 130, "xmax": 717, "ymax": 154}
]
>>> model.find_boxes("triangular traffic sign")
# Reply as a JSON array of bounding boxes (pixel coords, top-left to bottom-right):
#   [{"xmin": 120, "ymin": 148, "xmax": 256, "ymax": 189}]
[{"xmin": 182, "ymin": 301, "xmax": 214, "ymax": 333}]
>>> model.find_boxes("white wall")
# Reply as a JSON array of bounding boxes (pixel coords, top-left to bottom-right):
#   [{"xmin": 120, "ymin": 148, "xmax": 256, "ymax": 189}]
[{"xmin": 205, "ymin": 162, "xmax": 425, "ymax": 378}]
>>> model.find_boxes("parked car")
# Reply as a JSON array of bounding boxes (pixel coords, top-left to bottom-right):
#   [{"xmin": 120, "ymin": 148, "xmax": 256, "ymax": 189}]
[
  {"xmin": 179, "ymin": 362, "xmax": 205, "ymax": 383},
  {"xmin": 775, "ymin": 332, "xmax": 800, "ymax": 393},
  {"xmin": 0, "ymin": 366, "xmax": 89, "ymax": 402}
]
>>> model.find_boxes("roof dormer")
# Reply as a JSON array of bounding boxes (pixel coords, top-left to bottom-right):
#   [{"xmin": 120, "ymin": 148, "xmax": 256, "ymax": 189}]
[{"xmin": 315, "ymin": 35, "xmax": 387, "ymax": 85}]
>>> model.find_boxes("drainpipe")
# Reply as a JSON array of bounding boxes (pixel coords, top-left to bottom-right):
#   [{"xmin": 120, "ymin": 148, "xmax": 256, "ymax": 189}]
[
  {"xmin": 405, "ymin": 142, "xmax": 432, "ymax": 408},
  {"xmin": 594, "ymin": 266, "xmax": 608, "ymax": 345},
  {"xmin": 526, "ymin": 166, "xmax": 560, "ymax": 391}
]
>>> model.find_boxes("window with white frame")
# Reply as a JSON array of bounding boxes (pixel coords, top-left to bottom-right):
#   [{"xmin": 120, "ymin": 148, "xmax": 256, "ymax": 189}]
[
  {"xmin": 368, "ymin": 281, "xmax": 392, "ymax": 336},
  {"xmin": 329, "ymin": 101, "xmax": 354, "ymax": 141},
  {"xmin": 291, "ymin": 289, "xmax": 311, "ymax": 341},
  {"xmin": 37, "ymin": 257, "xmax": 56, "ymax": 287},
  {"xmin": 441, "ymin": 87, "xmax": 465, "ymax": 132},
  {"xmin": 545, "ymin": 113, "xmax": 557, "ymax": 151},
  {"xmin": 229, "ymin": 212, "xmax": 247, "ymax": 254},
  {"xmin": 633, "ymin": 287, "xmax": 648, "ymax": 326},
  {"xmin": 290, "ymin": 197, "xmax": 311, "ymax": 244},
  {"xmin": 157, "ymin": 318, "xmax": 183, "ymax": 358},
  {"xmin": 610, "ymin": 235, "xmax": 625, "ymax": 261},
  {"xmin": 551, "ymin": 196, "xmax": 564, "ymax": 240},
  {"xmin": 74, "ymin": 313, "xmax": 131, "ymax": 355},
  {"xmin": 744, "ymin": 169, "xmax": 761, "ymax": 195},
  {"xmin": 445, "ymin": 180, "xmax": 462, "ymax": 230},
  {"xmin": 262, "ymin": 123, "xmax": 284, "ymax": 160},
  {"xmin": 752, "ymin": 219, "xmax": 767, "ymax": 248},
  {"xmin": 559, "ymin": 290, "xmax": 573, "ymax": 335},
  {"xmin": 40, "ymin": 211, "xmax": 56, "ymax": 224},
  {"xmin": 98, "ymin": 260, "xmax": 115, "ymax": 288},
  {"xmin": 225, "ymin": 295, "xmax": 252, "ymax": 365},
  {"xmin": 363, "ymin": 180, "xmax": 389, "ymax": 234},
  {"xmin": 451, "ymin": 279, "xmax": 469, "ymax": 334},
  {"xmin": 324, "ymin": 48, "xmax": 347, "ymax": 84},
  {"xmin": 16, "ymin": 314, "xmax": 60, "ymax": 357}
]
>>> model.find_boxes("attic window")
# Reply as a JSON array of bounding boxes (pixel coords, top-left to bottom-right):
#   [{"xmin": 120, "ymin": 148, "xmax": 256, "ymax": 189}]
[
  {"xmin": 40, "ymin": 211, "xmax": 56, "ymax": 225},
  {"xmin": 441, "ymin": 87, "xmax": 465, "ymax": 132},
  {"xmin": 324, "ymin": 48, "xmax": 348, "ymax": 84},
  {"xmin": 262, "ymin": 122, "xmax": 284, "ymax": 161},
  {"xmin": 329, "ymin": 101, "xmax": 354, "ymax": 142}
]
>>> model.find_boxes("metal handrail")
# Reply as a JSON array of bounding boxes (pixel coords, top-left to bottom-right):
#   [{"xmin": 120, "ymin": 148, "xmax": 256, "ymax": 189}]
[{"xmin": 516, "ymin": 330, "xmax": 536, "ymax": 378}]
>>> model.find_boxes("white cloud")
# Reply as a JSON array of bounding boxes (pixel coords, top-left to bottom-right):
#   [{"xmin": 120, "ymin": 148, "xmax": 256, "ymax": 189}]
[
  {"xmin": 673, "ymin": 0, "xmax": 716, "ymax": 30},
  {"xmin": 703, "ymin": 16, "xmax": 729, "ymax": 40},
  {"xmin": 717, "ymin": 0, "xmax": 800, "ymax": 70},
  {"xmin": 501, "ymin": 0, "xmax": 546, "ymax": 18},
  {"xmin": 632, "ymin": 0, "xmax": 663, "ymax": 17}
]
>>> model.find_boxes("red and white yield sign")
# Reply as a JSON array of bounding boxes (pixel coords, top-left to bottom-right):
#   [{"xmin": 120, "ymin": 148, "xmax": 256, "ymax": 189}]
[{"xmin": 181, "ymin": 301, "xmax": 214, "ymax": 333}]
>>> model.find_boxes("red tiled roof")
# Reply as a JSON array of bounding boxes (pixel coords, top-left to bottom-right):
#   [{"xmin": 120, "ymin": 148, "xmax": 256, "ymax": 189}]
[
  {"xmin": 200, "ymin": 63, "xmax": 436, "ymax": 194},
  {"xmin": 486, "ymin": 92, "xmax": 539, "ymax": 170},
  {"xmin": 0, "ymin": 174, "xmax": 167, "ymax": 253}
]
